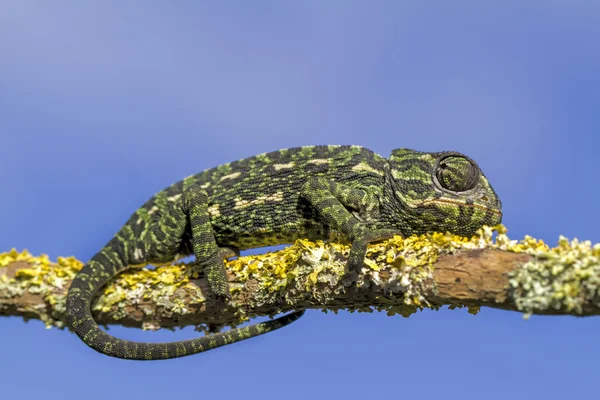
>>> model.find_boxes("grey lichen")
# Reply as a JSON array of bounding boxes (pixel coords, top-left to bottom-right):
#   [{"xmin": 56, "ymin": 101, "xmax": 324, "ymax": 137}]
[{"xmin": 509, "ymin": 236, "xmax": 600, "ymax": 317}]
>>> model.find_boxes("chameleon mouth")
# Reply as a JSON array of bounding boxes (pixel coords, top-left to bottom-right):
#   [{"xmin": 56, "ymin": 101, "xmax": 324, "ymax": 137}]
[{"xmin": 423, "ymin": 198, "xmax": 503, "ymax": 216}]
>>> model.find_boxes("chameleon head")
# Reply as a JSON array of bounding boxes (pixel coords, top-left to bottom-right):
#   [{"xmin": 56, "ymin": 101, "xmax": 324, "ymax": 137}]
[{"xmin": 387, "ymin": 148, "xmax": 502, "ymax": 237}]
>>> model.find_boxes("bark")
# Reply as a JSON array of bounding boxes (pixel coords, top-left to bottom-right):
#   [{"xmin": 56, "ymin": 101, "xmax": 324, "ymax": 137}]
[{"xmin": 1, "ymin": 230, "xmax": 598, "ymax": 332}]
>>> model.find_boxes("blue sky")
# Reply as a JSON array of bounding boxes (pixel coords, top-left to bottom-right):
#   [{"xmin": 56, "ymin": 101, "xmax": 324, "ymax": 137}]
[{"xmin": 1, "ymin": 2, "xmax": 600, "ymax": 399}]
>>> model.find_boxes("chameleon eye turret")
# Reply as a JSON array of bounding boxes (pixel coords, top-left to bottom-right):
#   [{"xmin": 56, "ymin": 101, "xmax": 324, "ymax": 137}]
[{"xmin": 434, "ymin": 155, "xmax": 479, "ymax": 193}]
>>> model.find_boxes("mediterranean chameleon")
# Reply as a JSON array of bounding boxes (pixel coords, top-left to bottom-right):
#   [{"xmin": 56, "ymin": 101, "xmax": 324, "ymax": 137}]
[{"xmin": 66, "ymin": 145, "xmax": 502, "ymax": 360}]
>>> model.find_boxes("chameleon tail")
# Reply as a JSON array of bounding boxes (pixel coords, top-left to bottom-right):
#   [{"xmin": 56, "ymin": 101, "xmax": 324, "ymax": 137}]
[{"xmin": 66, "ymin": 238, "xmax": 303, "ymax": 360}]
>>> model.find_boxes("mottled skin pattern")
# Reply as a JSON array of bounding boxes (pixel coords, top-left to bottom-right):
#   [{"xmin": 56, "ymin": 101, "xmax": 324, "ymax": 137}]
[{"xmin": 67, "ymin": 145, "xmax": 502, "ymax": 360}]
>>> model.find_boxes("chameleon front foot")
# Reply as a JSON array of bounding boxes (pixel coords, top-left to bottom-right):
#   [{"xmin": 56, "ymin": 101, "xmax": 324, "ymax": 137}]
[{"xmin": 346, "ymin": 229, "xmax": 402, "ymax": 272}]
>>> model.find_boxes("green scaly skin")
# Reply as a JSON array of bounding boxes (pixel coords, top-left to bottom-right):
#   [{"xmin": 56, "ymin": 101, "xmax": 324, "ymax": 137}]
[{"xmin": 66, "ymin": 145, "xmax": 502, "ymax": 360}]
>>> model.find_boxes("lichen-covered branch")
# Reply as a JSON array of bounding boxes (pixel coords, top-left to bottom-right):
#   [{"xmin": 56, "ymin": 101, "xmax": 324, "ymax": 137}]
[{"xmin": 1, "ymin": 225, "xmax": 599, "ymax": 334}]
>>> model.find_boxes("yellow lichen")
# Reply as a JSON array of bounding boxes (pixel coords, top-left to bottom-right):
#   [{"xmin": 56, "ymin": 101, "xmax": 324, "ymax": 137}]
[
  {"xmin": 1, "ymin": 224, "xmax": 599, "ymax": 330},
  {"xmin": 0, "ymin": 248, "xmax": 38, "ymax": 267}
]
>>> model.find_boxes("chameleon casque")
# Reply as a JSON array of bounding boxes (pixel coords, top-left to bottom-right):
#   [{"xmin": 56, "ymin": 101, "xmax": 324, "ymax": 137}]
[{"xmin": 66, "ymin": 145, "xmax": 502, "ymax": 360}]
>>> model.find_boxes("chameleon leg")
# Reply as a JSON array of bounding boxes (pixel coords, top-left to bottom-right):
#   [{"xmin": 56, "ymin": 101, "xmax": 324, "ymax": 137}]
[
  {"xmin": 300, "ymin": 177, "xmax": 401, "ymax": 272},
  {"xmin": 181, "ymin": 186, "xmax": 232, "ymax": 300}
]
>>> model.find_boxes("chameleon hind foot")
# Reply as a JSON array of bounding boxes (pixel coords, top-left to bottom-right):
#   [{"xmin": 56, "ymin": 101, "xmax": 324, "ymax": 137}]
[{"xmin": 194, "ymin": 247, "xmax": 238, "ymax": 301}]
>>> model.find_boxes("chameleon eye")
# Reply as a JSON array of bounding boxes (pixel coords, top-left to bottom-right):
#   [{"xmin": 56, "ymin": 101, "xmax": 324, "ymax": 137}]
[{"xmin": 435, "ymin": 156, "xmax": 479, "ymax": 192}]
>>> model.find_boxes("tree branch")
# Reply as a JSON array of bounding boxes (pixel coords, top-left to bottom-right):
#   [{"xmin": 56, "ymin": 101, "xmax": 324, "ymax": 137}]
[{"xmin": 1, "ymin": 226, "xmax": 598, "ymax": 333}]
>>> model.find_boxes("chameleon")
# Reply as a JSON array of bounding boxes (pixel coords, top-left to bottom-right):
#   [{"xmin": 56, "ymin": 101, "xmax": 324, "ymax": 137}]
[{"xmin": 66, "ymin": 145, "xmax": 502, "ymax": 360}]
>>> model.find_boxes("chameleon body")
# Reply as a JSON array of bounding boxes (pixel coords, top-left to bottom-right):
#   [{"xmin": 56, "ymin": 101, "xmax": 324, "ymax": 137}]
[{"xmin": 66, "ymin": 145, "xmax": 502, "ymax": 360}]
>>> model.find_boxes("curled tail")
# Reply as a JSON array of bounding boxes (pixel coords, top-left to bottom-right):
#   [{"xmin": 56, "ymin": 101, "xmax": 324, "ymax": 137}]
[{"xmin": 66, "ymin": 238, "xmax": 303, "ymax": 360}]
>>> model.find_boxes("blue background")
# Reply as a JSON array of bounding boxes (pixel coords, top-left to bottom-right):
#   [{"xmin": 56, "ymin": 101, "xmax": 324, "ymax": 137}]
[{"xmin": 1, "ymin": 2, "xmax": 599, "ymax": 399}]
